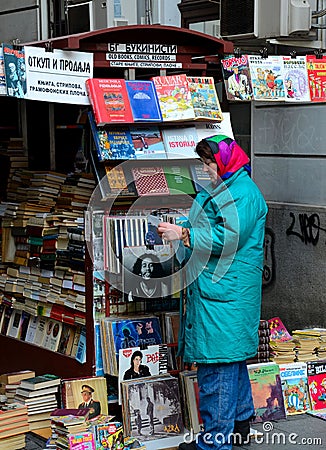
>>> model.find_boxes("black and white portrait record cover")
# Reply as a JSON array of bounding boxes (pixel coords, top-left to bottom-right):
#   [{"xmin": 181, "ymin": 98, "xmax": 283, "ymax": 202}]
[{"xmin": 121, "ymin": 374, "xmax": 184, "ymax": 441}]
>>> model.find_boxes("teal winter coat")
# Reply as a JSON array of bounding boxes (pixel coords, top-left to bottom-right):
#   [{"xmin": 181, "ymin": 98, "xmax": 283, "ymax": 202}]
[{"xmin": 178, "ymin": 167, "xmax": 268, "ymax": 363}]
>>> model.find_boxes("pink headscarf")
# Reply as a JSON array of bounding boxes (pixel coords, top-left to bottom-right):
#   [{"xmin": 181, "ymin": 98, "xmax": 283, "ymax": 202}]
[{"xmin": 204, "ymin": 135, "xmax": 250, "ymax": 180}]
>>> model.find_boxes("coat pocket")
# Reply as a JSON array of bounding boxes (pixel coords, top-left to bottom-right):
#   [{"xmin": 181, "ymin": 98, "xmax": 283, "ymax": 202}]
[{"xmin": 197, "ymin": 269, "xmax": 238, "ymax": 302}]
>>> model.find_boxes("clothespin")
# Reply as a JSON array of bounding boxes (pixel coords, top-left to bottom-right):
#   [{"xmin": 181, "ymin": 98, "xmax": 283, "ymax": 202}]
[
  {"xmin": 45, "ymin": 41, "xmax": 54, "ymax": 53},
  {"xmin": 290, "ymin": 50, "xmax": 297, "ymax": 59},
  {"xmin": 12, "ymin": 38, "xmax": 21, "ymax": 50},
  {"xmin": 234, "ymin": 48, "xmax": 242, "ymax": 59},
  {"xmin": 314, "ymin": 49, "xmax": 323, "ymax": 59},
  {"xmin": 259, "ymin": 47, "xmax": 268, "ymax": 59}
]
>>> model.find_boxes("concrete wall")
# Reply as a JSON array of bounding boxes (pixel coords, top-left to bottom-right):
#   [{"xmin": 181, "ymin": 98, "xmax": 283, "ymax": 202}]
[
  {"xmin": 262, "ymin": 202, "xmax": 326, "ymax": 331},
  {"xmin": 251, "ymin": 102, "xmax": 326, "ymax": 332}
]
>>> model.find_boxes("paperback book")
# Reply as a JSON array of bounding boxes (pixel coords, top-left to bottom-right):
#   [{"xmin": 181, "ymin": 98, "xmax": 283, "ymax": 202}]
[
  {"xmin": 129, "ymin": 126, "xmax": 166, "ymax": 159},
  {"xmin": 2, "ymin": 43, "xmax": 27, "ymax": 98},
  {"xmin": 306, "ymin": 54, "xmax": 326, "ymax": 102},
  {"xmin": 125, "ymin": 80, "xmax": 163, "ymax": 122},
  {"xmin": 152, "ymin": 74, "xmax": 195, "ymax": 121},
  {"xmin": 282, "ymin": 55, "xmax": 311, "ymax": 102},
  {"xmin": 163, "ymin": 164, "xmax": 196, "ymax": 195},
  {"xmin": 221, "ymin": 54, "xmax": 253, "ymax": 101},
  {"xmin": 162, "ymin": 126, "xmax": 198, "ymax": 159},
  {"xmin": 307, "ymin": 359, "xmax": 326, "ymax": 411},
  {"xmin": 131, "ymin": 166, "xmax": 170, "ymax": 196},
  {"xmin": 279, "ymin": 362, "xmax": 310, "ymax": 415},
  {"xmin": 247, "ymin": 362, "xmax": 286, "ymax": 423},
  {"xmin": 85, "ymin": 78, "xmax": 133, "ymax": 125},
  {"xmin": 187, "ymin": 76, "xmax": 223, "ymax": 120},
  {"xmin": 248, "ymin": 55, "xmax": 286, "ymax": 101}
]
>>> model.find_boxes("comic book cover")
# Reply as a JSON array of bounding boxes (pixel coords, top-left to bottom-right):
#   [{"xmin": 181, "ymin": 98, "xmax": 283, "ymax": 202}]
[
  {"xmin": 186, "ymin": 76, "xmax": 223, "ymax": 120},
  {"xmin": 307, "ymin": 359, "xmax": 326, "ymax": 411},
  {"xmin": 306, "ymin": 54, "xmax": 326, "ymax": 102},
  {"xmin": 248, "ymin": 55, "xmax": 286, "ymax": 101},
  {"xmin": 248, "ymin": 362, "xmax": 286, "ymax": 423},
  {"xmin": 279, "ymin": 362, "xmax": 310, "ymax": 415},
  {"xmin": 282, "ymin": 55, "xmax": 311, "ymax": 102},
  {"xmin": 152, "ymin": 74, "xmax": 195, "ymax": 121},
  {"xmin": 2, "ymin": 43, "xmax": 27, "ymax": 98},
  {"xmin": 268, "ymin": 317, "xmax": 293, "ymax": 342},
  {"xmin": 92, "ymin": 421, "xmax": 124, "ymax": 450},
  {"xmin": 221, "ymin": 54, "xmax": 253, "ymax": 101}
]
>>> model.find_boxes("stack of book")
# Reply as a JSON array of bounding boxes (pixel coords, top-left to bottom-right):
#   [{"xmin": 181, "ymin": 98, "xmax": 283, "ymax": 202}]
[
  {"xmin": 268, "ymin": 317, "xmax": 297, "ymax": 364},
  {"xmin": 49, "ymin": 408, "xmax": 91, "ymax": 450},
  {"xmin": 0, "ymin": 402, "xmax": 28, "ymax": 448},
  {"xmin": 0, "ymin": 370, "xmax": 35, "ymax": 404},
  {"xmin": 14, "ymin": 374, "xmax": 61, "ymax": 431},
  {"xmin": 292, "ymin": 328, "xmax": 326, "ymax": 362},
  {"xmin": 246, "ymin": 319, "xmax": 272, "ymax": 364},
  {"xmin": 56, "ymin": 173, "xmax": 95, "ymax": 218}
]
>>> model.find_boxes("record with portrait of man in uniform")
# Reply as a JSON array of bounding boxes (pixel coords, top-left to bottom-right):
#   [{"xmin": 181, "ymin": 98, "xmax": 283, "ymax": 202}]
[{"xmin": 61, "ymin": 376, "xmax": 108, "ymax": 419}]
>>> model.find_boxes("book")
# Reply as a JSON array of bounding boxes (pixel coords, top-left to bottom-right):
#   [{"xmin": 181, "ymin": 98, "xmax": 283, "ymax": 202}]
[
  {"xmin": 248, "ymin": 55, "xmax": 286, "ymax": 101},
  {"xmin": 187, "ymin": 76, "xmax": 223, "ymax": 121},
  {"xmin": 195, "ymin": 112, "xmax": 234, "ymax": 141},
  {"xmin": 220, "ymin": 54, "xmax": 253, "ymax": 101},
  {"xmin": 307, "ymin": 359, "xmax": 326, "ymax": 411},
  {"xmin": 306, "ymin": 54, "xmax": 326, "ymax": 102},
  {"xmin": 129, "ymin": 125, "xmax": 167, "ymax": 159},
  {"xmin": 104, "ymin": 165, "xmax": 136, "ymax": 197},
  {"xmin": 268, "ymin": 317, "xmax": 292, "ymax": 342},
  {"xmin": 247, "ymin": 362, "xmax": 286, "ymax": 423},
  {"xmin": 68, "ymin": 432, "xmax": 96, "ymax": 450},
  {"xmin": 0, "ymin": 370, "xmax": 35, "ymax": 392},
  {"xmin": 163, "ymin": 164, "xmax": 196, "ymax": 195},
  {"xmin": 0, "ymin": 403, "xmax": 27, "ymax": 421},
  {"xmin": 162, "ymin": 126, "xmax": 198, "ymax": 159},
  {"xmin": 92, "ymin": 421, "xmax": 123, "ymax": 450},
  {"xmin": 125, "ymin": 80, "xmax": 163, "ymax": 122},
  {"xmin": 42, "ymin": 319, "xmax": 63, "ymax": 352},
  {"xmin": 152, "ymin": 74, "xmax": 195, "ymax": 121},
  {"xmin": 2, "ymin": 43, "xmax": 27, "ymax": 98},
  {"xmin": 6, "ymin": 310, "xmax": 23, "ymax": 339},
  {"xmin": 85, "ymin": 78, "xmax": 133, "ymax": 125},
  {"xmin": 131, "ymin": 166, "xmax": 170, "ymax": 196},
  {"xmin": 19, "ymin": 374, "xmax": 60, "ymax": 391},
  {"xmin": 89, "ymin": 111, "xmax": 130, "ymax": 162},
  {"xmin": 279, "ymin": 362, "xmax": 310, "ymax": 415},
  {"xmin": 15, "ymin": 384, "xmax": 59, "ymax": 398},
  {"xmin": 282, "ymin": 55, "xmax": 311, "ymax": 102}
]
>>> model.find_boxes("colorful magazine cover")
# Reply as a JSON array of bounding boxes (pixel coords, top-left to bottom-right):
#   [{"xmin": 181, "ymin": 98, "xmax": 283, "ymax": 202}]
[
  {"xmin": 221, "ymin": 54, "xmax": 253, "ymax": 101},
  {"xmin": 248, "ymin": 362, "xmax": 286, "ymax": 423},
  {"xmin": 2, "ymin": 43, "xmax": 27, "ymax": 98},
  {"xmin": 279, "ymin": 362, "xmax": 310, "ymax": 415},
  {"xmin": 307, "ymin": 359, "xmax": 326, "ymax": 411},
  {"xmin": 306, "ymin": 54, "xmax": 326, "ymax": 102},
  {"xmin": 282, "ymin": 55, "xmax": 311, "ymax": 102},
  {"xmin": 248, "ymin": 55, "xmax": 286, "ymax": 101},
  {"xmin": 186, "ymin": 76, "xmax": 223, "ymax": 120},
  {"xmin": 268, "ymin": 317, "xmax": 292, "ymax": 342}
]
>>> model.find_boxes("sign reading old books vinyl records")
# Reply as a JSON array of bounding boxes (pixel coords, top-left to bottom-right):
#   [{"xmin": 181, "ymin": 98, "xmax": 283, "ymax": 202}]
[
  {"xmin": 106, "ymin": 42, "xmax": 182, "ymax": 69},
  {"xmin": 24, "ymin": 46, "xmax": 93, "ymax": 104}
]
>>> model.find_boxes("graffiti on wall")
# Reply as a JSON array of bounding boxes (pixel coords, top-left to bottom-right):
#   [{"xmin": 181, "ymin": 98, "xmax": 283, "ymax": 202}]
[
  {"xmin": 263, "ymin": 228, "xmax": 275, "ymax": 288},
  {"xmin": 286, "ymin": 212, "xmax": 326, "ymax": 246}
]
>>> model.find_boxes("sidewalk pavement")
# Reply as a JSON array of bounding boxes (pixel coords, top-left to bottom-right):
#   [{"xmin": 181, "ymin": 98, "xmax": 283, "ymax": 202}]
[
  {"xmin": 24, "ymin": 413, "xmax": 326, "ymax": 449},
  {"xmin": 234, "ymin": 414, "xmax": 326, "ymax": 449}
]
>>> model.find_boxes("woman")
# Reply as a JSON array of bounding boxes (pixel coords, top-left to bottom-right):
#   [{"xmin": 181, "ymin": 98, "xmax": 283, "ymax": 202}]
[
  {"xmin": 158, "ymin": 135, "xmax": 268, "ymax": 450},
  {"xmin": 123, "ymin": 350, "xmax": 151, "ymax": 380}
]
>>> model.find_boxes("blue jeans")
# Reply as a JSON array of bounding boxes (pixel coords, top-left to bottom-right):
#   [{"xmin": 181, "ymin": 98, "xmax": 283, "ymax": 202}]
[{"xmin": 195, "ymin": 361, "xmax": 254, "ymax": 450}]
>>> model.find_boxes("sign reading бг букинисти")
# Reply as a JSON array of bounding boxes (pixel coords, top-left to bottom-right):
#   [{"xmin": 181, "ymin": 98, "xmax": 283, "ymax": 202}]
[
  {"xmin": 25, "ymin": 46, "xmax": 93, "ymax": 105},
  {"xmin": 106, "ymin": 42, "xmax": 182, "ymax": 69}
]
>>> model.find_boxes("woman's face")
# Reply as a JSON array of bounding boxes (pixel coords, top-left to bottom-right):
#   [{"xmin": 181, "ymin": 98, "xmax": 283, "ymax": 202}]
[
  {"xmin": 133, "ymin": 355, "xmax": 142, "ymax": 369},
  {"xmin": 202, "ymin": 160, "xmax": 219, "ymax": 185},
  {"xmin": 140, "ymin": 258, "xmax": 154, "ymax": 279}
]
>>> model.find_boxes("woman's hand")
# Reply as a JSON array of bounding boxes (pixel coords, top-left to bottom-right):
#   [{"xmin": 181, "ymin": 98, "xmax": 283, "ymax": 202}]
[{"xmin": 157, "ymin": 222, "xmax": 183, "ymax": 241}]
